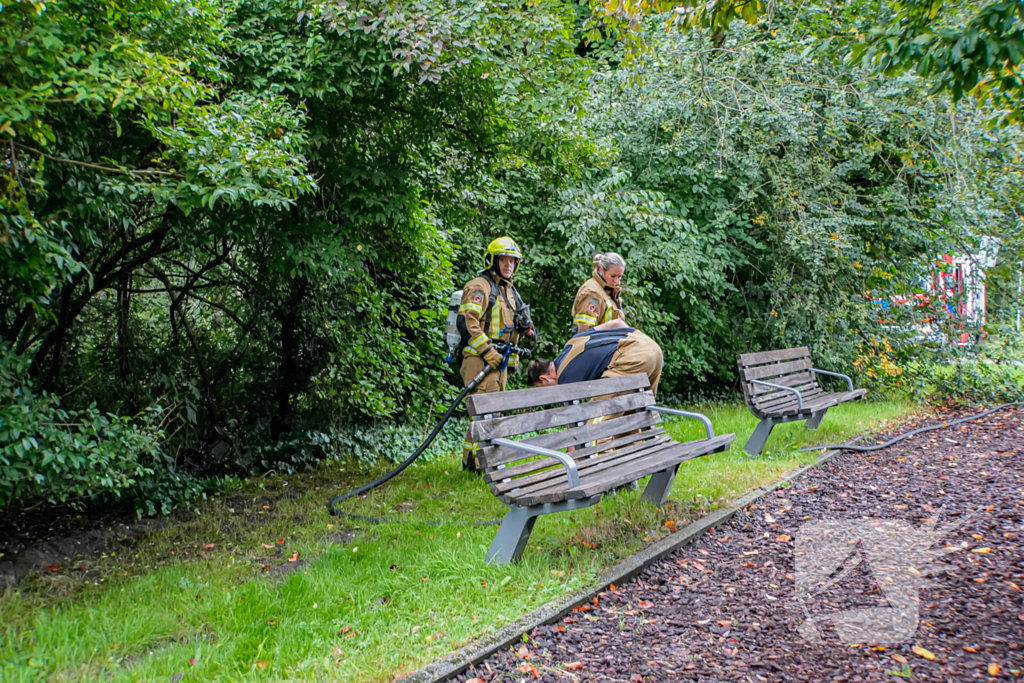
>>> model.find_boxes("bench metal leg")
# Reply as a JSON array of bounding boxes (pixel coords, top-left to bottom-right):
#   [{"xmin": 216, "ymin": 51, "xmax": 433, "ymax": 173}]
[
  {"xmin": 641, "ymin": 464, "xmax": 679, "ymax": 506},
  {"xmin": 486, "ymin": 508, "xmax": 537, "ymax": 564},
  {"xmin": 744, "ymin": 417, "xmax": 777, "ymax": 456},
  {"xmin": 805, "ymin": 408, "xmax": 828, "ymax": 430},
  {"xmin": 486, "ymin": 496, "xmax": 602, "ymax": 564}
]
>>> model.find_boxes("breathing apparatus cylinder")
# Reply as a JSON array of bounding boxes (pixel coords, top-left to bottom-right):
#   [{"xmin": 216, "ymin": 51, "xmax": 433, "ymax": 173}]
[{"xmin": 444, "ymin": 290, "xmax": 464, "ymax": 363}]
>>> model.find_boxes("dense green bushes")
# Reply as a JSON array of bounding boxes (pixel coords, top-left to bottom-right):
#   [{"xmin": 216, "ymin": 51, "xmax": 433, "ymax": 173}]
[
  {"xmin": 2, "ymin": 0, "xmax": 1021, "ymax": 515},
  {"xmin": 0, "ymin": 346, "xmax": 209, "ymax": 515}
]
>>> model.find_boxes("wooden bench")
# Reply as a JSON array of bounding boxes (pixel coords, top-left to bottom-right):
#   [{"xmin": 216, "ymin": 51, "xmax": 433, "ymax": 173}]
[
  {"xmin": 737, "ymin": 346, "xmax": 867, "ymax": 456},
  {"xmin": 466, "ymin": 374, "xmax": 735, "ymax": 563}
]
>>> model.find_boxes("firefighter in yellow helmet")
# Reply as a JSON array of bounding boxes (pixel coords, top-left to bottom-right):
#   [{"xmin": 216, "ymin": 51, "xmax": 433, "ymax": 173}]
[
  {"xmin": 457, "ymin": 237, "xmax": 535, "ymax": 471},
  {"xmin": 571, "ymin": 252, "xmax": 627, "ymax": 334}
]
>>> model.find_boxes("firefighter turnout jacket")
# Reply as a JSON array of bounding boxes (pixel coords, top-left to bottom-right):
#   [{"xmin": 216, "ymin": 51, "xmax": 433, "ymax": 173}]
[
  {"xmin": 553, "ymin": 327, "xmax": 663, "ymax": 396},
  {"xmin": 571, "ymin": 266, "xmax": 625, "ymax": 334},
  {"xmin": 458, "ymin": 270, "xmax": 522, "ymax": 371}
]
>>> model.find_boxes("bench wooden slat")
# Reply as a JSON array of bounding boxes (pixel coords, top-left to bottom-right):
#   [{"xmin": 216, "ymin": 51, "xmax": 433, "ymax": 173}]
[
  {"xmin": 483, "ymin": 429, "xmax": 667, "ymax": 485},
  {"xmin": 499, "ymin": 437, "xmax": 677, "ymax": 503},
  {"xmin": 746, "ymin": 371, "xmax": 816, "ymax": 396},
  {"xmin": 737, "ymin": 347, "xmax": 810, "ymax": 367},
  {"xmin": 742, "ymin": 358, "xmax": 813, "ymax": 382},
  {"xmin": 469, "ymin": 392, "xmax": 655, "ymax": 442},
  {"xmin": 753, "ymin": 385, "xmax": 824, "ymax": 411},
  {"xmin": 756, "ymin": 389, "xmax": 867, "ymax": 417},
  {"xmin": 513, "ymin": 434, "xmax": 734, "ymax": 506},
  {"xmin": 565, "ymin": 435, "xmax": 734, "ymax": 500},
  {"xmin": 477, "ymin": 411, "xmax": 662, "ymax": 468},
  {"xmin": 466, "ymin": 374, "xmax": 649, "ymax": 417},
  {"xmin": 753, "ymin": 384, "xmax": 823, "ymax": 407}
]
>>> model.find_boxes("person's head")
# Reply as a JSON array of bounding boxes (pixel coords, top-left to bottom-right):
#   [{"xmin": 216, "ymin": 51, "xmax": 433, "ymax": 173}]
[
  {"xmin": 526, "ymin": 358, "xmax": 558, "ymax": 387},
  {"xmin": 485, "ymin": 236, "xmax": 523, "ymax": 279},
  {"xmin": 592, "ymin": 252, "xmax": 626, "ymax": 288}
]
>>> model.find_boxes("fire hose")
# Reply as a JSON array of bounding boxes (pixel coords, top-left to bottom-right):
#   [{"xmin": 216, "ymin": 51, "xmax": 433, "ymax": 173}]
[{"xmin": 327, "ymin": 341, "xmax": 532, "ymax": 517}]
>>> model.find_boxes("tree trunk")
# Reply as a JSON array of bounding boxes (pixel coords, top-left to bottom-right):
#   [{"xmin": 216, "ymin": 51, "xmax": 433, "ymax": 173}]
[{"xmin": 272, "ymin": 280, "xmax": 306, "ymax": 439}]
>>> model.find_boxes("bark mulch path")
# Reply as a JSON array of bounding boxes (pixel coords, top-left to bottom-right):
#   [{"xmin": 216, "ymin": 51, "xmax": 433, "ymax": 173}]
[{"xmin": 450, "ymin": 406, "xmax": 1024, "ymax": 682}]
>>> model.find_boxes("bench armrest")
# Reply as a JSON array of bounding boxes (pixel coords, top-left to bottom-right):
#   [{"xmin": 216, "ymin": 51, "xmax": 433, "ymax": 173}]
[
  {"xmin": 491, "ymin": 438, "xmax": 580, "ymax": 489},
  {"xmin": 811, "ymin": 368, "xmax": 854, "ymax": 392},
  {"xmin": 645, "ymin": 406, "xmax": 714, "ymax": 439},
  {"xmin": 750, "ymin": 380, "xmax": 803, "ymax": 410}
]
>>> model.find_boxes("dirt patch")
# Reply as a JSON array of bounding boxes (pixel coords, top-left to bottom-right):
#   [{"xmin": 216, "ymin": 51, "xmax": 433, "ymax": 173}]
[
  {"xmin": 451, "ymin": 406, "xmax": 1024, "ymax": 682},
  {"xmin": 268, "ymin": 558, "xmax": 308, "ymax": 580},
  {"xmin": 0, "ymin": 505, "xmax": 174, "ymax": 590},
  {"xmin": 0, "ymin": 483, "xmax": 312, "ymax": 590},
  {"xmin": 329, "ymin": 529, "xmax": 358, "ymax": 545}
]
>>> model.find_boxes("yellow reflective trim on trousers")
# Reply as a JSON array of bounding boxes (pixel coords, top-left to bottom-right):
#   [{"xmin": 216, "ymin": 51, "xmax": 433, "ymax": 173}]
[
  {"xmin": 463, "ymin": 441, "xmax": 478, "ymax": 451},
  {"xmin": 574, "ymin": 313, "xmax": 598, "ymax": 326}
]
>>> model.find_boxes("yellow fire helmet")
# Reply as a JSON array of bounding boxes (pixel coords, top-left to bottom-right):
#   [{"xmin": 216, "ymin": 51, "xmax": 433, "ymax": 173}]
[{"xmin": 484, "ymin": 236, "xmax": 523, "ymax": 273}]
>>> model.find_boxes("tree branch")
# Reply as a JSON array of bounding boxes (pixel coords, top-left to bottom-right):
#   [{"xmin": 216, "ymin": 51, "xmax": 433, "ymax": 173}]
[{"xmin": 13, "ymin": 143, "xmax": 185, "ymax": 179}]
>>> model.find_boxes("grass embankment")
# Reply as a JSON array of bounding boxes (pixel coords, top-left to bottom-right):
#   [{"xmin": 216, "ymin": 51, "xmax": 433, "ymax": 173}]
[{"xmin": 0, "ymin": 399, "xmax": 915, "ymax": 682}]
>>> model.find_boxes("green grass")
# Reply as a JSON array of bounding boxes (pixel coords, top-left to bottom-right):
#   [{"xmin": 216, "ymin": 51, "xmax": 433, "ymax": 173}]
[{"xmin": 0, "ymin": 399, "xmax": 916, "ymax": 682}]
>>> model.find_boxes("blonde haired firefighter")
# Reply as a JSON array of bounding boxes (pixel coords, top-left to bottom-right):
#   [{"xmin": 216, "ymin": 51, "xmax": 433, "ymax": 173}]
[
  {"xmin": 457, "ymin": 237, "xmax": 535, "ymax": 471},
  {"xmin": 571, "ymin": 252, "xmax": 626, "ymax": 334}
]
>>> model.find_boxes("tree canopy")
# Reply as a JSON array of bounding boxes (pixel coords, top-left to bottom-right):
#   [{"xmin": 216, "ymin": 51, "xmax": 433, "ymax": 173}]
[{"xmin": 1, "ymin": 0, "xmax": 1021, "ymax": 514}]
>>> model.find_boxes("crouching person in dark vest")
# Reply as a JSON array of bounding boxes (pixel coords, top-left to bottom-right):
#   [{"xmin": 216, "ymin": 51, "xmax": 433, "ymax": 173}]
[{"xmin": 525, "ymin": 320, "xmax": 663, "ymax": 396}]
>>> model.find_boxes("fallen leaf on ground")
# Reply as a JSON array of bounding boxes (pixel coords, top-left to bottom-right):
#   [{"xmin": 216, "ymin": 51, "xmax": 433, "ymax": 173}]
[
  {"xmin": 717, "ymin": 620, "xmax": 733, "ymax": 626},
  {"xmin": 518, "ymin": 663, "xmax": 539, "ymax": 678},
  {"xmin": 256, "ymin": 661, "xmax": 268, "ymax": 670},
  {"xmin": 908, "ymin": 566, "xmax": 922, "ymax": 576},
  {"xmin": 261, "ymin": 544, "xmax": 274, "ymax": 549},
  {"xmin": 971, "ymin": 547, "xmax": 992, "ymax": 554},
  {"xmin": 287, "ymin": 552, "xmax": 299, "ymax": 562},
  {"xmin": 517, "ymin": 644, "xmax": 531, "ymax": 659},
  {"xmin": 912, "ymin": 645, "xmax": 935, "ymax": 660},
  {"xmin": 202, "ymin": 543, "xmax": 215, "ymax": 549},
  {"xmin": 46, "ymin": 565, "xmax": 60, "ymax": 572},
  {"xmin": 988, "ymin": 663, "xmax": 1000, "ymax": 676},
  {"xmin": 893, "ymin": 654, "xmax": 908, "ymax": 664},
  {"xmin": 340, "ymin": 625, "xmax": 351, "ymax": 635},
  {"xmin": 631, "ymin": 674, "xmax": 643, "ymax": 682},
  {"xmin": 639, "ymin": 600, "xmax": 654, "ymax": 609},
  {"xmin": 466, "ymin": 679, "xmax": 486, "ymax": 683},
  {"xmin": 564, "ymin": 661, "xmax": 584, "ymax": 670}
]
